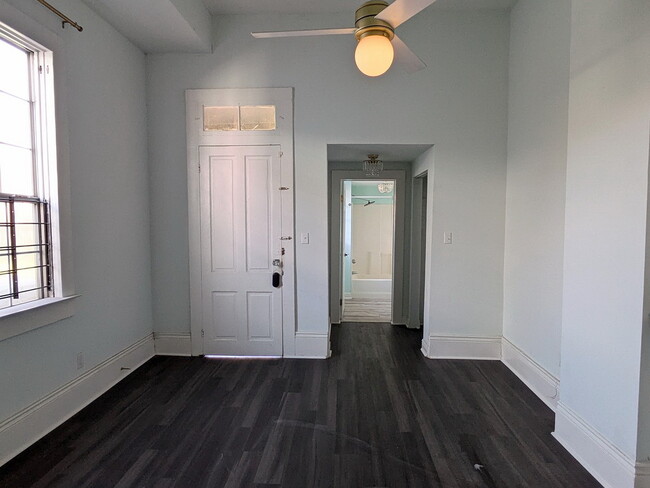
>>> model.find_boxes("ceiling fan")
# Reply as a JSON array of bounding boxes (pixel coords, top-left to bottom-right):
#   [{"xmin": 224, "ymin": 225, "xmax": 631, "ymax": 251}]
[{"xmin": 251, "ymin": 0, "xmax": 438, "ymax": 77}]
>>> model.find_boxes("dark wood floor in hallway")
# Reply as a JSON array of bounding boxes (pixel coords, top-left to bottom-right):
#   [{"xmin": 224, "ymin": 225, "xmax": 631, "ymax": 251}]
[{"xmin": 0, "ymin": 323, "xmax": 600, "ymax": 488}]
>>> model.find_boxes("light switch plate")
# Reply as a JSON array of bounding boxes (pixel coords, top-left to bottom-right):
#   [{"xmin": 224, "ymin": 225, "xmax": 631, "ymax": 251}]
[{"xmin": 301, "ymin": 232, "xmax": 310, "ymax": 244}]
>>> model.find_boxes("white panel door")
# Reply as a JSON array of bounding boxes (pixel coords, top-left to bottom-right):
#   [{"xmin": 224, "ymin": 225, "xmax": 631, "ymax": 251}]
[{"xmin": 199, "ymin": 145, "xmax": 283, "ymax": 356}]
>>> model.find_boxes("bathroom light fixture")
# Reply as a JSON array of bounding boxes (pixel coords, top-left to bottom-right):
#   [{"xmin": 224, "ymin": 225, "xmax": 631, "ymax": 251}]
[
  {"xmin": 377, "ymin": 181, "xmax": 394, "ymax": 193},
  {"xmin": 363, "ymin": 154, "xmax": 383, "ymax": 176}
]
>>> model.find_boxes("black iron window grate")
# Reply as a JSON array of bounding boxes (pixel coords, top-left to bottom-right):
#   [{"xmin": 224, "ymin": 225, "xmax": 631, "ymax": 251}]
[{"xmin": 0, "ymin": 194, "xmax": 52, "ymax": 308}]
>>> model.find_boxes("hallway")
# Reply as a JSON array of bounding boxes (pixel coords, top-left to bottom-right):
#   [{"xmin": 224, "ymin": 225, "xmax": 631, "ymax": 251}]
[{"xmin": 0, "ymin": 324, "xmax": 599, "ymax": 487}]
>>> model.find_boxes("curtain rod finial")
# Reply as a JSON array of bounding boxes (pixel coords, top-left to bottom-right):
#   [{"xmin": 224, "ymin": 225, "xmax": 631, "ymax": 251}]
[{"xmin": 37, "ymin": 0, "xmax": 83, "ymax": 32}]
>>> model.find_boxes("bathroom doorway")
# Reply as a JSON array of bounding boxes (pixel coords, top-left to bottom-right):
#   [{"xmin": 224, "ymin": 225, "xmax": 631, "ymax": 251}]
[{"xmin": 341, "ymin": 180, "xmax": 395, "ymax": 322}]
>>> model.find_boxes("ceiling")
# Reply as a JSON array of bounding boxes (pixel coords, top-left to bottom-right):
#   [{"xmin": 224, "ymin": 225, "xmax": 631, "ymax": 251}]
[
  {"xmin": 203, "ymin": 0, "xmax": 518, "ymax": 15},
  {"xmin": 328, "ymin": 144, "xmax": 433, "ymax": 163},
  {"xmin": 82, "ymin": 0, "xmax": 518, "ymax": 54},
  {"xmin": 83, "ymin": 0, "xmax": 212, "ymax": 53}
]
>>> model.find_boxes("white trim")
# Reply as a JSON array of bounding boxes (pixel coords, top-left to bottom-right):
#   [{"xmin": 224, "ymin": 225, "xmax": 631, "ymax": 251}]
[
  {"xmin": 420, "ymin": 337, "xmax": 430, "ymax": 357},
  {"xmin": 0, "ymin": 295, "xmax": 78, "ymax": 342},
  {"xmin": 636, "ymin": 462, "xmax": 650, "ymax": 488},
  {"xmin": 425, "ymin": 334, "xmax": 501, "ymax": 360},
  {"xmin": 288, "ymin": 332, "xmax": 329, "ymax": 359},
  {"xmin": 154, "ymin": 333, "xmax": 192, "ymax": 356},
  {"xmin": 553, "ymin": 402, "xmax": 637, "ymax": 488},
  {"xmin": 407, "ymin": 172, "xmax": 427, "ymax": 332},
  {"xmin": 185, "ymin": 88, "xmax": 296, "ymax": 358},
  {"xmin": 0, "ymin": 3, "xmax": 76, "ymax": 340},
  {"xmin": 0, "ymin": 334, "xmax": 154, "ymax": 468},
  {"xmin": 501, "ymin": 337, "xmax": 560, "ymax": 411}
]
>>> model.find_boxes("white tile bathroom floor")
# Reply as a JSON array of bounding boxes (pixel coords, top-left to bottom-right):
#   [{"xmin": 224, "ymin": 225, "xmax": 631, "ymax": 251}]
[{"xmin": 341, "ymin": 298, "xmax": 392, "ymax": 322}]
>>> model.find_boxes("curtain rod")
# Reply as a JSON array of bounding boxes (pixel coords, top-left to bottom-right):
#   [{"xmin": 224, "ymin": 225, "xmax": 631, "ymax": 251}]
[{"xmin": 36, "ymin": 0, "xmax": 83, "ymax": 32}]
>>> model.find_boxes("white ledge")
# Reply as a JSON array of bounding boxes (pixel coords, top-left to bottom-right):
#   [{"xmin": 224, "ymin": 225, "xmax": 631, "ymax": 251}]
[{"xmin": 0, "ymin": 295, "xmax": 79, "ymax": 342}]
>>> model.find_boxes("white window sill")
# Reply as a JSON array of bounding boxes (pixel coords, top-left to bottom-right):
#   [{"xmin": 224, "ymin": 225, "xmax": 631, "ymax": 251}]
[{"xmin": 0, "ymin": 295, "xmax": 79, "ymax": 342}]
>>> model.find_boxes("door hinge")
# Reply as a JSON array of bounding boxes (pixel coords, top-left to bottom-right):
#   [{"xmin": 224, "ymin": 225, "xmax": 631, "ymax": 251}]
[
  {"xmin": 201, "ymin": 329, "xmax": 204, "ymax": 338},
  {"xmin": 39, "ymin": 65, "xmax": 43, "ymax": 74},
  {"xmin": 198, "ymin": 163, "xmax": 201, "ymax": 172},
  {"xmin": 279, "ymin": 151, "xmax": 283, "ymax": 158},
  {"xmin": 340, "ymin": 298, "xmax": 342, "ymax": 306},
  {"xmin": 340, "ymin": 195, "xmax": 344, "ymax": 203}
]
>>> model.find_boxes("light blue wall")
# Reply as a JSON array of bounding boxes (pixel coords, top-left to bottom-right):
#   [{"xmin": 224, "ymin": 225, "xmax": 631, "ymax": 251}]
[
  {"xmin": 147, "ymin": 9, "xmax": 509, "ymax": 338},
  {"xmin": 503, "ymin": 0, "xmax": 570, "ymax": 378},
  {"xmin": 0, "ymin": 0, "xmax": 153, "ymax": 421},
  {"xmin": 559, "ymin": 0, "xmax": 650, "ymax": 462},
  {"xmin": 351, "ymin": 181, "xmax": 394, "ymax": 205}
]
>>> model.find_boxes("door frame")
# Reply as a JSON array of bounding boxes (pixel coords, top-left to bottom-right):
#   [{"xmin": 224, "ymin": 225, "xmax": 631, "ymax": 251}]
[
  {"xmin": 407, "ymin": 171, "xmax": 428, "ymax": 329},
  {"xmin": 186, "ymin": 88, "xmax": 295, "ymax": 357},
  {"xmin": 329, "ymin": 169, "xmax": 408, "ymax": 325}
]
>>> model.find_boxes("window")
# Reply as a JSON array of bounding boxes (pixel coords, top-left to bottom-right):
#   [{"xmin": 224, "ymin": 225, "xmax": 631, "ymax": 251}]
[
  {"xmin": 203, "ymin": 105, "xmax": 276, "ymax": 131},
  {"xmin": 239, "ymin": 105, "xmax": 276, "ymax": 131},
  {"xmin": 0, "ymin": 27, "xmax": 56, "ymax": 310}
]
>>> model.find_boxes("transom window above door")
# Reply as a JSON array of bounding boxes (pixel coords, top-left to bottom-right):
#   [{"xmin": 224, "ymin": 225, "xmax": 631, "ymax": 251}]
[{"xmin": 203, "ymin": 105, "xmax": 276, "ymax": 132}]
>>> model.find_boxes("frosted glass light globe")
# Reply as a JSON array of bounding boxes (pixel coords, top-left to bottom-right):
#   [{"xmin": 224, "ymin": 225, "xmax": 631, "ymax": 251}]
[{"xmin": 354, "ymin": 34, "xmax": 394, "ymax": 77}]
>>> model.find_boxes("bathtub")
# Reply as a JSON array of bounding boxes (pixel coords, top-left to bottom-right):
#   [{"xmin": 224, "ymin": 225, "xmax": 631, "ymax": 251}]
[{"xmin": 351, "ymin": 274, "xmax": 392, "ymax": 299}]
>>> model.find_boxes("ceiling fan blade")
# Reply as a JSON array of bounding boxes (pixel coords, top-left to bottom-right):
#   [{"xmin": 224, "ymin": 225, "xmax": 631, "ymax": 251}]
[
  {"xmin": 376, "ymin": 0, "xmax": 438, "ymax": 28},
  {"xmin": 252, "ymin": 27, "xmax": 355, "ymax": 38},
  {"xmin": 392, "ymin": 35, "xmax": 426, "ymax": 73}
]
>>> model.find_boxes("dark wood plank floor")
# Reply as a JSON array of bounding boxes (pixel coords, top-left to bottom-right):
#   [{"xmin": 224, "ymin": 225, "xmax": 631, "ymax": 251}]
[{"xmin": 0, "ymin": 323, "xmax": 601, "ymax": 487}]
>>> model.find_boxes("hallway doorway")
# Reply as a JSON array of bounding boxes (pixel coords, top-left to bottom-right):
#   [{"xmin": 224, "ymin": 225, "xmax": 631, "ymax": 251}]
[
  {"xmin": 329, "ymin": 168, "xmax": 407, "ymax": 325},
  {"xmin": 328, "ymin": 144, "xmax": 434, "ymax": 328},
  {"xmin": 341, "ymin": 180, "xmax": 395, "ymax": 322}
]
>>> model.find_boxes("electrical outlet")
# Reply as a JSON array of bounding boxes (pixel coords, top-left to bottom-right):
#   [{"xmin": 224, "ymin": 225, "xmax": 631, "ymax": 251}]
[{"xmin": 76, "ymin": 352, "xmax": 84, "ymax": 370}]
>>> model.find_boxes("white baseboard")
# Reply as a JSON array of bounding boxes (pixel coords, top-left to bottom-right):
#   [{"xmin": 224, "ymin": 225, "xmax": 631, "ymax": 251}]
[
  {"xmin": 553, "ymin": 402, "xmax": 637, "ymax": 488},
  {"xmin": 425, "ymin": 334, "xmax": 501, "ymax": 360},
  {"xmin": 288, "ymin": 332, "xmax": 329, "ymax": 359},
  {"xmin": 154, "ymin": 333, "xmax": 192, "ymax": 356},
  {"xmin": 636, "ymin": 462, "xmax": 650, "ymax": 488},
  {"xmin": 0, "ymin": 334, "xmax": 154, "ymax": 468},
  {"xmin": 501, "ymin": 337, "xmax": 559, "ymax": 411},
  {"xmin": 421, "ymin": 337, "xmax": 430, "ymax": 357}
]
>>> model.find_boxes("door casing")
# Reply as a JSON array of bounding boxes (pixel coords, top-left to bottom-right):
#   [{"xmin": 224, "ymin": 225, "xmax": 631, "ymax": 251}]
[
  {"xmin": 329, "ymin": 169, "xmax": 408, "ymax": 325},
  {"xmin": 186, "ymin": 88, "xmax": 295, "ymax": 357}
]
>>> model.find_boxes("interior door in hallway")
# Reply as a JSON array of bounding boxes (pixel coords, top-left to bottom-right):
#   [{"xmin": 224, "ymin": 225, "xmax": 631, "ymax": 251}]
[{"xmin": 199, "ymin": 145, "xmax": 283, "ymax": 356}]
